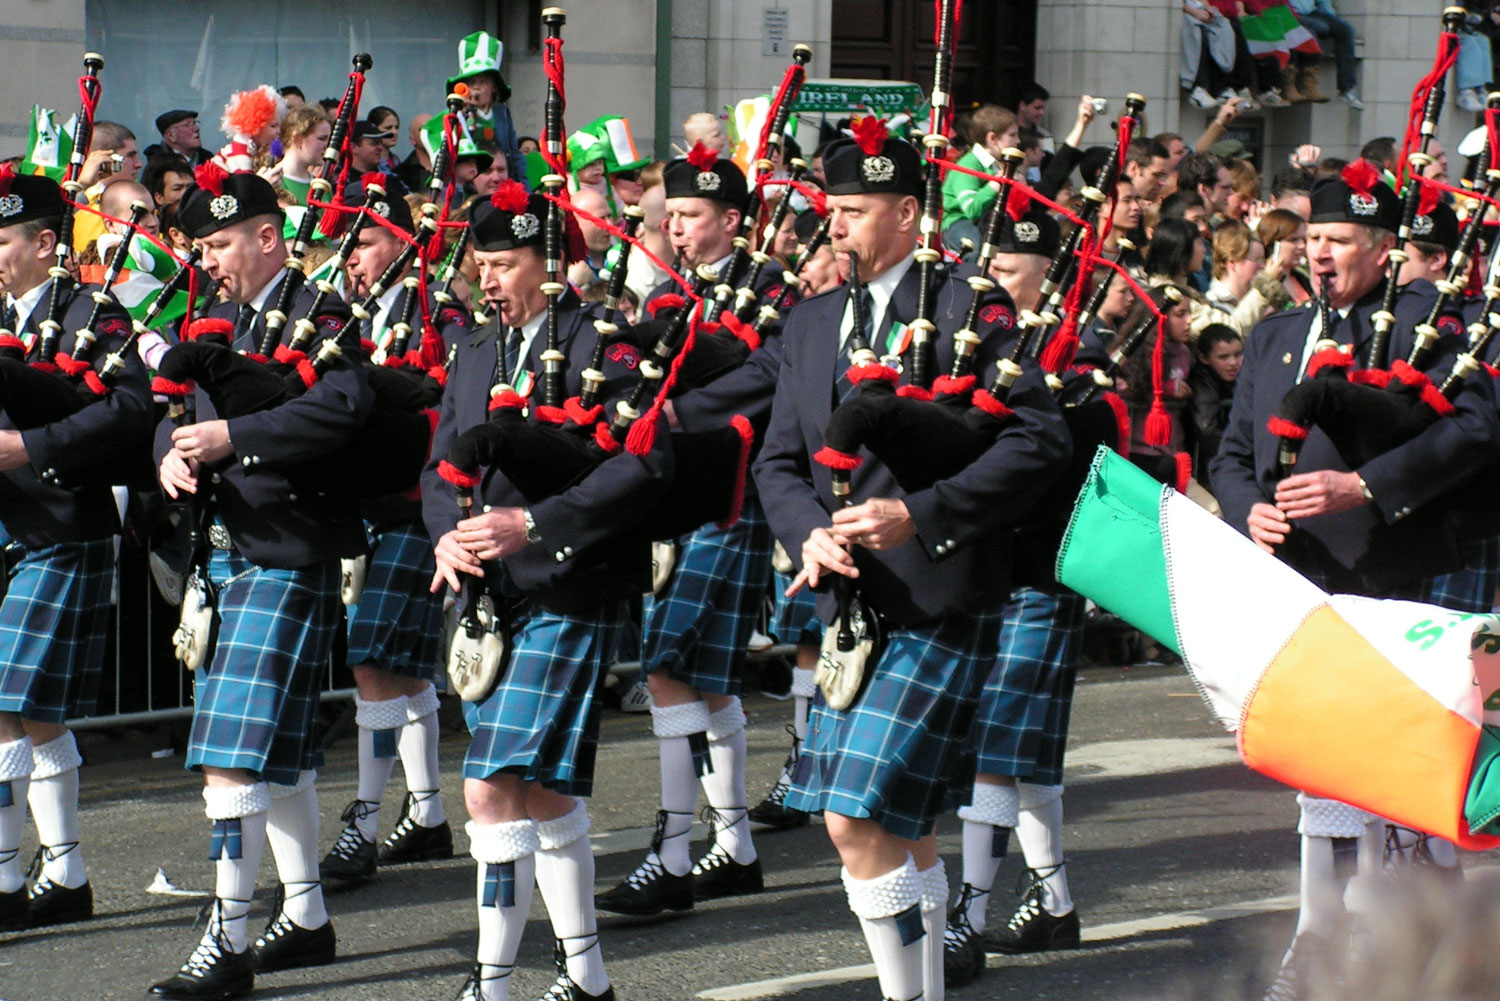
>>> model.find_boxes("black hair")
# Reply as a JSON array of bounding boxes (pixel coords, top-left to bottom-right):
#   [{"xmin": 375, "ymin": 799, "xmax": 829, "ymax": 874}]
[
  {"xmin": 1127, "ymin": 138, "xmax": 1171, "ymax": 169},
  {"xmin": 142, "ymin": 154, "xmax": 193, "ymax": 198},
  {"xmin": 1198, "ymin": 323, "xmax": 1242, "ymax": 355},
  {"xmin": 1017, "ymin": 82, "xmax": 1050, "ymax": 105},
  {"xmin": 1269, "ymin": 166, "xmax": 1314, "ymax": 199},
  {"xmin": 1359, "ymin": 136, "xmax": 1398, "ymax": 168},
  {"xmin": 1144, "ymin": 216, "xmax": 1201, "ymax": 279},
  {"xmin": 1176, "ymin": 152, "xmax": 1223, "ymax": 193},
  {"xmin": 279, "ymin": 85, "xmax": 306, "ymax": 100},
  {"xmin": 1159, "ymin": 189, "xmax": 1207, "ymax": 220},
  {"xmin": 367, "ymin": 105, "xmax": 399, "ymax": 127}
]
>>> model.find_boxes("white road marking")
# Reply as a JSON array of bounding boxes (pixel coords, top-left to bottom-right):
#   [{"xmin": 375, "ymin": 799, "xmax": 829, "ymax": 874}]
[{"xmin": 695, "ymin": 893, "xmax": 1297, "ymax": 999}]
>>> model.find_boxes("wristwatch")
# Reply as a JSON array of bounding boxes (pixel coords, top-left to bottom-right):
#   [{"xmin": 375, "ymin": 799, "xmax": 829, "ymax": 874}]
[
  {"xmin": 1358, "ymin": 477, "xmax": 1374, "ymax": 503},
  {"xmin": 522, "ymin": 507, "xmax": 542, "ymax": 544}
]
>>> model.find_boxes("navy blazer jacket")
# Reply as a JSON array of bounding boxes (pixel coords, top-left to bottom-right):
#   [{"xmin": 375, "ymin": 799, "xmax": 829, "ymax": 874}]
[
  {"xmin": 422, "ymin": 291, "xmax": 674, "ymax": 611},
  {"xmin": 1, "ymin": 279, "xmax": 151, "ymax": 546},
  {"xmin": 753, "ymin": 259, "xmax": 1071, "ymax": 628},
  {"xmin": 1210, "ymin": 279, "xmax": 1500, "ymax": 592},
  {"xmin": 152, "ymin": 274, "xmax": 373, "ymax": 568}
]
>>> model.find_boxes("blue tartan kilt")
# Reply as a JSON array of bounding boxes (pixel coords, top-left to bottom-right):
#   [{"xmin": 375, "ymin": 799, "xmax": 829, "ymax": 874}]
[
  {"xmin": 785, "ymin": 608, "xmax": 1004, "ymax": 841},
  {"xmin": 641, "ymin": 499, "xmax": 773, "ymax": 695},
  {"xmin": 346, "ymin": 519, "xmax": 444, "ymax": 679},
  {"xmin": 187, "ymin": 551, "xmax": 341, "ymax": 786},
  {"xmin": 0, "ymin": 539, "xmax": 114, "ymax": 723},
  {"xmin": 1422, "ymin": 532, "xmax": 1500, "ymax": 614},
  {"xmin": 462, "ymin": 602, "xmax": 625, "ymax": 796},
  {"xmin": 953, "ymin": 587, "xmax": 1086, "ymax": 795},
  {"xmin": 770, "ymin": 569, "xmax": 822, "ymax": 646}
]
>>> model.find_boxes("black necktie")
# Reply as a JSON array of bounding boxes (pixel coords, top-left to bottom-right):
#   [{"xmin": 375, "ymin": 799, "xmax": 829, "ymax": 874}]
[
  {"xmin": 231, "ymin": 303, "xmax": 256, "ymax": 345},
  {"xmin": 835, "ymin": 289, "xmax": 875, "ymax": 405},
  {"xmin": 503, "ymin": 326, "xmax": 524, "ymax": 385}
]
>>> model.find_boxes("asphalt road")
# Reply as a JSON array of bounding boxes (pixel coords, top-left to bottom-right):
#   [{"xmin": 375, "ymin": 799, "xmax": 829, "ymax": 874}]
[{"xmin": 1, "ymin": 664, "xmax": 1482, "ymax": 1001}]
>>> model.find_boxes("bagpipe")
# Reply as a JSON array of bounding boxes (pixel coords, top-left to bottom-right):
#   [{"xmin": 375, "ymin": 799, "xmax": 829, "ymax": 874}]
[
  {"xmin": 257, "ymin": 52, "xmax": 372, "ymax": 356},
  {"xmin": 813, "ymin": 91, "xmax": 1150, "ymax": 501},
  {"xmin": 436, "ymin": 38, "xmax": 823, "ymax": 552},
  {"xmin": 0, "ymin": 54, "xmax": 146, "ymax": 435},
  {"xmin": 701, "ymin": 43, "xmax": 812, "ymax": 326},
  {"xmin": 647, "ymin": 46, "xmax": 812, "ymax": 393},
  {"xmin": 154, "ymin": 89, "xmax": 473, "ymax": 502},
  {"xmin": 1268, "ymin": 12, "xmax": 1492, "ymax": 480}
]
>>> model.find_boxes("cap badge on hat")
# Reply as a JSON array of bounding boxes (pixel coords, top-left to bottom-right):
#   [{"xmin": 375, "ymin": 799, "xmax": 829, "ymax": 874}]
[
  {"xmin": 1015, "ymin": 220, "xmax": 1040, "ymax": 244},
  {"xmin": 1348, "ymin": 193, "xmax": 1377, "ymax": 217},
  {"xmin": 209, "ymin": 194, "xmax": 240, "ymax": 220},
  {"xmin": 0, "ymin": 194, "xmax": 22, "ymax": 218},
  {"xmin": 372, "ymin": 200, "xmax": 391, "ymax": 219},
  {"xmin": 850, "ymin": 115, "xmax": 894, "ymax": 185},
  {"xmin": 860, "ymin": 155, "xmax": 895, "ymax": 184},
  {"xmin": 510, "ymin": 213, "xmax": 540, "ymax": 239},
  {"xmin": 1412, "ymin": 212, "xmax": 1434, "ymax": 237},
  {"xmin": 695, "ymin": 171, "xmax": 723, "ymax": 193}
]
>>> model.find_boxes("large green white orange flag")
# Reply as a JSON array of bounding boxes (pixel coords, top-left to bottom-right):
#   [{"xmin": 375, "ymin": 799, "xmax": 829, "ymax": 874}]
[{"xmin": 1056, "ymin": 447, "xmax": 1500, "ymax": 850}]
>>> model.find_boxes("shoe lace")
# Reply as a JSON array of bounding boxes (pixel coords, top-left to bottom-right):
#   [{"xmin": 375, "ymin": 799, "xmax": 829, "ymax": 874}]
[
  {"xmin": 181, "ymin": 898, "xmax": 246, "ymax": 978},
  {"xmin": 623, "ymin": 853, "xmax": 670, "ymax": 891},
  {"xmin": 647, "ymin": 808, "xmax": 693, "ymax": 856},
  {"xmin": 329, "ymin": 822, "xmax": 371, "ymax": 861},
  {"xmin": 692, "ymin": 842, "xmax": 732, "ymax": 876},
  {"xmin": 944, "ymin": 883, "xmax": 986, "ymax": 948},
  {"xmin": 540, "ymin": 933, "xmax": 603, "ymax": 1001},
  {"xmin": 25, "ymin": 841, "xmax": 79, "ymax": 894},
  {"xmin": 1006, "ymin": 866, "xmax": 1057, "ymax": 932},
  {"xmin": 384, "ymin": 790, "xmax": 442, "ymax": 846},
  {"xmin": 1383, "ymin": 824, "xmax": 1438, "ymax": 869},
  {"xmin": 338, "ymin": 799, "xmax": 378, "ymax": 827},
  {"xmin": 455, "ymin": 961, "xmax": 512, "ymax": 1001},
  {"xmin": 253, "ymin": 881, "xmax": 320, "ymax": 947}
]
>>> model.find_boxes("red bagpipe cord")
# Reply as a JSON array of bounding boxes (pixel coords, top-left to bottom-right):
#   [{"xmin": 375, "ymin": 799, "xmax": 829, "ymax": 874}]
[
  {"xmin": 1398, "ymin": 31, "xmax": 1459, "ymax": 189},
  {"xmin": 317, "ymin": 70, "xmax": 366, "ymax": 238}
]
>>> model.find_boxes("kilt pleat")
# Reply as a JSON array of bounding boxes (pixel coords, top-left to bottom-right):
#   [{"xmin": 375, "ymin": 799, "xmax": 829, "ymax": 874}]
[
  {"xmin": 187, "ymin": 552, "xmax": 340, "ymax": 785},
  {"xmin": 462, "ymin": 602, "xmax": 624, "ymax": 796},
  {"xmin": 0, "ymin": 540, "xmax": 115, "ymax": 723},
  {"xmin": 346, "ymin": 519, "xmax": 444, "ymax": 679},
  {"xmin": 785, "ymin": 610, "xmax": 1002, "ymax": 840},
  {"xmin": 959, "ymin": 587, "xmax": 1086, "ymax": 792},
  {"xmin": 641, "ymin": 501, "xmax": 772, "ymax": 695}
]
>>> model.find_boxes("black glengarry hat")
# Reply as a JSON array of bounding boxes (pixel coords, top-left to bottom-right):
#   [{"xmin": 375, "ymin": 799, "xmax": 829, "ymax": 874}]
[
  {"xmin": 176, "ymin": 163, "xmax": 285, "ymax": 239},
  {"xmin": 344, "ymin": 175, "xmax": 414, "ymax": 234},
  {"xmin": 991, "ymin": 188, "xmax": 1060, "ymax": 259},
  {"xmin": 662, "ymin": 142, "xmax": 748, "ymax": 207},
  {"xmin": 470, "ymin": 180, "xmax": 548, "ymax": 252},
  {"xmin": 0, "ymin": 165, "xmax": 64, "ymax": 231},
  {"xmin": 821, "ymin": 117, "xmax": 922, "ymax": 199},
  {"xmin": 1308, "ymin": 160, "xmax": 1400, "ymax": 234}
]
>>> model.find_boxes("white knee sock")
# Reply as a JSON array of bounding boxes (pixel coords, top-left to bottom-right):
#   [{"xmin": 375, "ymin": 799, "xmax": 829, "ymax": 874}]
[
  {"xmin": 918, "ymin": 859, "xmax": 948, "ymax": 1001},
  {"xmin": 469, "ymin": 818, "xmax": 540, "ymax": 1001},
  {"xmin": 203, "ymin": 782, "xmax": 271, "ymax": 953},
  {"xmin": 267, "ymin": 771, "xmax": 329, "ymax": 929},
  {"xmin": 956, "ymin": 782, "xmax": 1018, "ymax": 933},
  {"xmin": 535, "ymin": 800, "xmax": 610, "ymax": 996},
  {"xmin": 650, "ymin": 701, "xmax": 710, "ymax": 876},
  {"xmin": 354, "ymin": 695, "xmax": 406, "ymax": 840},
  {"xmin": 0, "ymin": 737, "xmax": 33, "ymax": 894},
  {"xmin": 1017, "ymin": 782, "xmax": 1072, "ymax": 916},
  {"xmin": 843, "ymin": 854, "xmax": 926, "ymax": 1001},
  {"xmin": 1294, "ymin": 794, "xmax": 1365, "ymax": 939},
  {"xmin": 791, "ymin": 667, "xmax": 816, "ymax": 741},
  {"xmin": 400, "ymin": 686, "xmax": 446, "ymax": 827},
  {"xmin": 28, "ymin": 731, "xmax": 86, "ymax": 888},
  {"xmin": 702, "ymin": 700, "xmax": 755, "ymax": 864}
]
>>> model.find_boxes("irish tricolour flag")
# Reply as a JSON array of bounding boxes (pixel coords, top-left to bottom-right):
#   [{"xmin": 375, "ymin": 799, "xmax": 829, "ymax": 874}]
[
  {"xmin": 1240, "ymin": 3, "xmax": 1321, "ymax": 69},
  {"xmin": 1056, "ymin": 448, "xmax": 1500, "ymax": 850}
]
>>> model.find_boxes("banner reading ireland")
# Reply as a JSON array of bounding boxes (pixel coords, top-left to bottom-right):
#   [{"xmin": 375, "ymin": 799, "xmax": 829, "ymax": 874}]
[{"xmin": 1056, "ymin": 447, "xmax": 1500, "ymax": 850}]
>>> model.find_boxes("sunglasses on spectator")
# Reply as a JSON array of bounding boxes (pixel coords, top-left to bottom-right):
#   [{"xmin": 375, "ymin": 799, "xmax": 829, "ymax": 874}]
[{"xmin": 611, "ymin": 169, "xmax": 642, "ymax": 182}]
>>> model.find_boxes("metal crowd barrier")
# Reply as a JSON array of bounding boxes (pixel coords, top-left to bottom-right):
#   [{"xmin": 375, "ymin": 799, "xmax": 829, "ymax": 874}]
[{"xmin": 65, "ymin": 541, "xmax": 797, "ymax": 731}]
